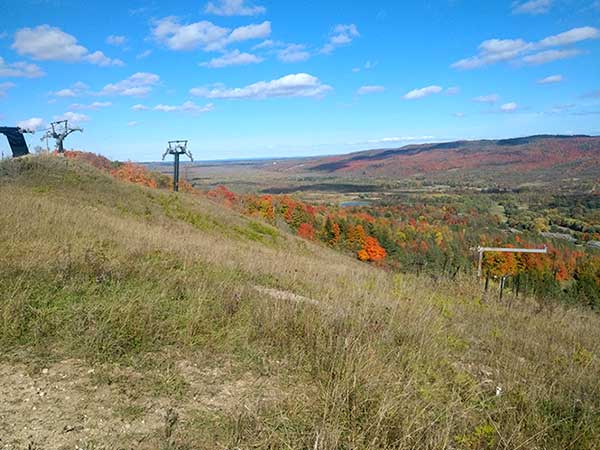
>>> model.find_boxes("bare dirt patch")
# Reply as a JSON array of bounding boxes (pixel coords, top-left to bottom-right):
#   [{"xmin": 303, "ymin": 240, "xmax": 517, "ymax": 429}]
[{"xmin": 0, "ymin": 356, "xmax": 283, "ymax": 449}]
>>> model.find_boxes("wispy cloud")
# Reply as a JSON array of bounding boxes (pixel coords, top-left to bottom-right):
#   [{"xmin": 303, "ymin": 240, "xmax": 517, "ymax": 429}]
[
  {"xmin": 200, "ymin": 49, "xmax": 263, "ymax": 68},
  {"xmin": 473, "ymin": 94, "xmax": 499, "ymax": 103},
  {"xmin": 54, "ymin": 111, "xmax": 90, "ymax": 123},
  {"xmin": 353, "ymin": 61, "xmax": 376, "ymax": 72},
  {"xmin": 0, "ymin": 56, "xmax": 44, "ymax": 78},
  {"xmin": 523, "ymin": 49, "xmax": 581, "ymax": 64},
  {"xmin": 106, "ymin": 35, "xmax": 126, "ymax": 46},
  {"xmin": 99, "ymin": 72, "xmax": 160, "ymax": 97},
  {"xmin": 452, "ymin": 26, "xmax": 599, "ymax": 69},
  {"xmin": 69, "ymin": 101, "xmax": 112, "ymax": 111},
  {"xmin": 190, "ymin": 73, "xmax": 332, "ymax": 100},
  {"xmin": 205, "ymin": 0, "xmax": 265, "ymax": 16},
  {"xmin": 350, "ymin": 136, "xmax": 435, "ymax": 145},
  {"xmin": 403, "ymin": 85, "xmax": 442, "ymax": 100},
  {"xmin": 321, "ymin": 24, "xmax": 360, "ymax": 54},
  {"xmin": 500, "ymin": 102, "xmax": 518, "ymax": 112},
  {"xmin": 136, "ymin": 49, "xmax": 152, "ymax": 59},
  {"xmin": 0, "ymin": 82, "xmax": 16, "ymax": 97},
  {"xmin": 277, "ymin": 44, "xmax": 311, "ymax": 63},
  {"xmin": 357, "ymin": 85, "xmax": 385, "ymax": 95},
  {"xmin": 153, "ymin": 101, "xmax": 215, "ymax": 114},
  {"xmin": 512, "ymin": 0, "xmax": 553, "ymax": 15},
  {"xmin": 536, "ymin": 74, "xmax": 563, "ymax": 84},
  {"xmin": 50, "ymin": 81, "xmax": 89, "ymax": 98}
]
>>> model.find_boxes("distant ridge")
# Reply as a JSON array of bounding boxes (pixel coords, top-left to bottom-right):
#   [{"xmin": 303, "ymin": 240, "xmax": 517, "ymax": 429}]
[{"xmin": 303, "ymin": 135, "xmax": 600, "ymax": 179}]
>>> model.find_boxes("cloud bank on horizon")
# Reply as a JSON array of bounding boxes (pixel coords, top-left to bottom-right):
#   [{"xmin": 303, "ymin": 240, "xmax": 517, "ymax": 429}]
[{"xmin": 1, "ymin": 0, "xmax": 599, "ymax": 160}]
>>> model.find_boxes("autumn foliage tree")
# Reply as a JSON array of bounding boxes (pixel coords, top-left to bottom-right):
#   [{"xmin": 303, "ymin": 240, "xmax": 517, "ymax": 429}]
[
  {"xmin": 297, "ymin": 222, "xmax": 316, "ymax": 240},
  {"xmin": 358, "ymin": 236, "xmax": 387, "ymax": 262},
  {"xmin": 110, "ymin": 162, "xmax": 158, "ymax": 188}
]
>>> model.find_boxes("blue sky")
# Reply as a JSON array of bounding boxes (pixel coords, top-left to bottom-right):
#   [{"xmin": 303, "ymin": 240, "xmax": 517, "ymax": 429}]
[{"xmin": 1, "ymin": 0, "xmax": 599, "ymax": 161}]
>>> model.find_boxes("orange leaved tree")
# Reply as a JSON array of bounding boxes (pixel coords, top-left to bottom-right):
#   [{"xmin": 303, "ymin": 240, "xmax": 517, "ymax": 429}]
[{"xmin": 358, "ymin": 236, "xmax": 387, "ymax": 262}]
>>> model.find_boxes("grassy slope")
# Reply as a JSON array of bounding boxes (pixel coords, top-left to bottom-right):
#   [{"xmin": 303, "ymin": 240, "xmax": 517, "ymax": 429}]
[{"xmin": 1, "ymin": 155, "xmax": 599, "ymax": 449}]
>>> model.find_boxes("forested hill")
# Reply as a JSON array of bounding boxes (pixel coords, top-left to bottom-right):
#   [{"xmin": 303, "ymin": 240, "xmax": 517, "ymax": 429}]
[{"xmin": 303, "ymin": 135, "xmax": 600, "ymax": 180}]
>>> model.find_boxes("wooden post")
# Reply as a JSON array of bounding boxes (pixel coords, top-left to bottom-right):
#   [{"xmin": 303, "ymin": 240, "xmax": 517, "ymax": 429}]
[{"xmin": 477, "ymin": 248, "xmax": 484, "ymax": 278}]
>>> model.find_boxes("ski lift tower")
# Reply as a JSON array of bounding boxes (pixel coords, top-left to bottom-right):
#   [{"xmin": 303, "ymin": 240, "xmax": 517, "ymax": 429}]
[
  {"xmin": 162, "ymin": 140, "xmax": 193, "ymax": 192},
  {"xmin": 41, "ymin": 120, "xmax": 83, "ymax": 153}
]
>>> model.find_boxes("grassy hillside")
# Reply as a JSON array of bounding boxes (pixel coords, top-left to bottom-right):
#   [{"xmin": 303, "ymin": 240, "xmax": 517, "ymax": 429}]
[{"xmin": 1, "ymin": 155, "xmax": 600, "ymax": 449}]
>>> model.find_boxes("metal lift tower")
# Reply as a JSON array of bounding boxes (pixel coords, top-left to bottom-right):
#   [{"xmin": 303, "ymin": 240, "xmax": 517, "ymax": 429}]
[
  {"xmin": 162, "ymin": 140, "xmax": 193, "ymax": 192},
  {"xmin": 40, "ymin": 120, "xmax": 83, "ymax": 153}
]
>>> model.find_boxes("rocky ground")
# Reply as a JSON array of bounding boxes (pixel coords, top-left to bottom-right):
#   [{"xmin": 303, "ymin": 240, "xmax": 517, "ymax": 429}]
[{"xmin": 0, "ymin": 354, "xmax": 284, "ymax": 449}]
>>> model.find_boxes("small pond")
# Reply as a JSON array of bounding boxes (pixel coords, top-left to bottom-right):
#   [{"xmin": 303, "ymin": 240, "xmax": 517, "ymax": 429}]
[{"xmin": 340, "ymin": 200, "xmax": 371, "ymax": 208}]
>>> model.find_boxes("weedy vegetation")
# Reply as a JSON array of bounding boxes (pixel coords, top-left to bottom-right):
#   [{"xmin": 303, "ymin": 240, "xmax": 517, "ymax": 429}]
[{"xmin": 1, "ymin": 155, "xmax": 599, "ymax": 449}]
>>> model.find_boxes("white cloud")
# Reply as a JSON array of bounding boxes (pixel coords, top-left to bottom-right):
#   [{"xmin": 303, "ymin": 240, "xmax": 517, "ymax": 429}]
[
  {"xmin": 0, "ymin": 82, "xmax": 16, "ymax": 97},
  {"xmin": 522, "ymin": 49, "xmax": 581, "ymax": 64},
  {"xmin": 512, "ymin": 0, "xmax": 553, "ymax": 15},
  {"xmin": 127, "ymin": 121, "xmax": 139, "ymax": 127},
  {"xmin": 253, "ymin": 39, "xmax": 275, "ymax": 50},
  {"xmin": 454, "ymin": 112, "xmax": 465, "ymax": 117},
  {"xmin": 500, "ymin": 102, "xmax": 518, "ymax": 112},
  {"xmin": 537, "ymin": 74, "xmax": 563, "ymax": 84},
  {"xmin": 539, "ymin": 26, "xmax": 599, "ymax": 47},
  {"xmin": 12, "ymin": 25, "xmax": 122, "ymax": 66},
  {"xmin": 357, "ymin": 85, "xmax": 385, "ymax": 95},
  {"xmin": 99, "ymin": 72, "xmax": 160, "ymax": 97},
  {"xmin": 17, "ymin": 117, "xmax": 45, "ymax": 131},
  {"xmin": 153, "ymin": 101, "xmax": 215, "ymax": 114},
  {"xmin": 53, "ymin": 89, "xmax": 76, "ymax": 97},
  {"xmin": 151, "ymin": 17, "xmax": 228, "ymax": 51},
  {"xmin": 0, "ymin": 57, "xmax": 44, "ymax": 78},
  {"xmin": 190, "ymin": 73, "xmax": 332, "ymax": 100},
  {"xmin": 452, "ymin": 38, "xmax": 531, "ymax": 69},
  {"xmin": 277, "ymin": 44, "xmax": 310, "ymax": 63},
  {"xmin": 136, "ymin": 49, "xmax": 152, "ymax": 59},
  {"xmin": 403, "ymin": 85, "xmax": 442, "ymax": 100},
  {"xmin": 151, "ymin": 16, "xmax": 270, "ymax": 51},
  {"xmin": 473, "ymin": 94, "xmax": 499, "ymax": 103},
  {"xmin": 106, "ymin": 35, "xmax": 126, "ymax": 46},
  {"xmin": 69, "ymin": 101, "xmax": 112, "ymax": 110},
  {"xmin": 452, "ymin": 26, "xmax": 599, "ymax": 69},
  {"xmin": 86, "ymin": 51, "xmax": 124, "ymax": 67},
  {"xmin": 251, "ymin": 40, "xmax": 311, "ymax": 62},
  {"xmin": 227, "ymin": 21, "xmax": 271, "ymax": 45},
  {"xmin": 54, "ymin": 111, "xmax": 90, "ymax": 123},
  {"xmin": 549, "ymin": 103, "xmax": 576, "ymax": 113},
  {"xmin": 131, "ymin": 104, "xmax": 150, "ymax": 111},
  {"xmin": 352, "ymin": 61, "xmax": 376, "ymax": 73},
  {"xmin": 50, "ymin": 82, "xmax": 89, "ymax": 98},
  {"xmin": 353, "ymin": 136, "xmax": 435, "ymax": 145},
  {"xmin": 205, "ymin": 0, "xmax": 265, "ymax": 16},
  {"xmin": 321, "ymin": 24, "xmax": 360, "ymax": 54},
  {"xmin": 445, "ymin": 86, "xmax": 460, "ymax": 95},
  {"xmin": 72, "ymin": 81, "xmax": 89, "ymax": 90},
  {"xmin": 200, "ymin": 49, "xmax": 263, "ymax": 68}
]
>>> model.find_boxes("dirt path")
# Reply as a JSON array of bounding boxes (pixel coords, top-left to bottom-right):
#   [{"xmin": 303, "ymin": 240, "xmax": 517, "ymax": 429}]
[{"xmin": 0, "ymin": 357, "xmax": 282, "ymax": 449}]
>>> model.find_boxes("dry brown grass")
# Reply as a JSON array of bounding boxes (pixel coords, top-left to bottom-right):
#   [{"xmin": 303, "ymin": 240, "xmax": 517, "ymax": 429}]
[{"xmin": 1, "ymin": 155, "xmax": 599, "ymax": 449}]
